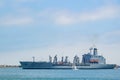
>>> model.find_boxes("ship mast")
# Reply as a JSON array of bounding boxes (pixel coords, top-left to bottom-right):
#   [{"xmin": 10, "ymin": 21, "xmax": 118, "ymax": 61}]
[{"xmin": 49, "ymin": 55, "xmax": 52, "ymax": 63}]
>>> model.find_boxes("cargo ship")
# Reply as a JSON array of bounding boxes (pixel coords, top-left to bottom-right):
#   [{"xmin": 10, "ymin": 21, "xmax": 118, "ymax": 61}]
[{"xmin": 20, "ymin": 47, "xmax": 116, "ymax": 69}]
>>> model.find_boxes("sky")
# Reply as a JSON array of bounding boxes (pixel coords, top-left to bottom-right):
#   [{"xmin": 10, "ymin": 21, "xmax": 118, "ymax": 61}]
[{"xmin": 0, "ymin": 0, "xmax": 120, "ymax": 65}]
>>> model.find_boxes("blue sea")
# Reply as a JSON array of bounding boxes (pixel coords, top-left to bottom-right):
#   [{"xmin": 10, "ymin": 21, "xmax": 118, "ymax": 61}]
[{"xmin": 0, "ymin": 68, "xmax": 120, "ymax": 80}]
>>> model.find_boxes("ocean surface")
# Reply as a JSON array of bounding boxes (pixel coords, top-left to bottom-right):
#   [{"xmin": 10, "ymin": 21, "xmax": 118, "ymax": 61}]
[{"xmin": 0, "ymin": 68, "xmax": 120, "ymax": 80}]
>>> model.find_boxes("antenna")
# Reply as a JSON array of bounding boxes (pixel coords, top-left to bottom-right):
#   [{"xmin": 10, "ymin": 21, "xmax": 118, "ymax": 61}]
[
  {"xmin": 93, "ymin": 44, "xmax": 96, "ymax": 48},
  {"xmin": 32, "ymin": 56, "xmax": 35, "ymax": 62},
  {"xmin": 91, "ymin": 34, "xmax": 99, "ymax": 46}
]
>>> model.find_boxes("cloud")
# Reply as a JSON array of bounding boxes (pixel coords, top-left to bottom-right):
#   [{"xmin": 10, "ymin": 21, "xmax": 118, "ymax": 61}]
[
  {"xmin": 54, "ymin": 14, "xmax": 74, "ymax": 25},
  {"xmin": 0, "ymin": 16, "xmax": 33, "ymax": 26},
  {"xmin": 1, "ymin": 2, "xmax": 120, "ymax": 27},
  {"xmin": 53, "ymin": 5, "xmax": 120, "ymax": 25},
  {"xmin": 36, "ymin": 5, "xmax": 120, "ymax": 26},
  {"xmin": 79, "ymin": 6, "xmax": 119, "ymax": 21},
  {"xmin": 105, "ymin": 30, "xmax": 120, "ymax": 37}
]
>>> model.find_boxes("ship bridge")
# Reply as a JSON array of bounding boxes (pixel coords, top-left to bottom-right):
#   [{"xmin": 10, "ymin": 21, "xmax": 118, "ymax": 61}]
[{"xmin": 82, "ymin": 47, "xmax": 106, "ymax": 64}]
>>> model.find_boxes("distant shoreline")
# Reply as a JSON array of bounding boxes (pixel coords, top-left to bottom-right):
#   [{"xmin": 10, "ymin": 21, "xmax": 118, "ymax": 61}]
[{"xmin": 0, "ymin": 65, "xmax": 21, "ymax": 68}]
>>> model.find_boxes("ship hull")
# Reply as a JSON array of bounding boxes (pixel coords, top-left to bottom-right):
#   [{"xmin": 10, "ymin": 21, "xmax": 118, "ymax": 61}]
[{"xmin": 20, "ymin": 61, "xmax": 116, "ymax": 69}]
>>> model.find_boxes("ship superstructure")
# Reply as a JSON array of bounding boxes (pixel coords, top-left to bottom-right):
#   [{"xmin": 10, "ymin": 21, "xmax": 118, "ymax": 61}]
[
  {"xmin": 82, "ymin": 48, "xmax": 106, "ymax": 64},
  {"xmin": 20, "ymin": 47, "xmax": 116, "ymax": 69}
]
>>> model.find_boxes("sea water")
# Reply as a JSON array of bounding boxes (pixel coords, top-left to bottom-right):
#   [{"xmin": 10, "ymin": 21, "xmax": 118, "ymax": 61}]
[{"xmin": 0, "ymin": 68, "xmax": 120, "ymax": 80}]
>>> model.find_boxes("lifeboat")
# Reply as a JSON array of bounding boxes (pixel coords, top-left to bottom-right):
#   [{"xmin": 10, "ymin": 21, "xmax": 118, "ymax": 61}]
[{"xmin": 90, "ymin": 59, "xmax": 98, "ymax": 63}]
